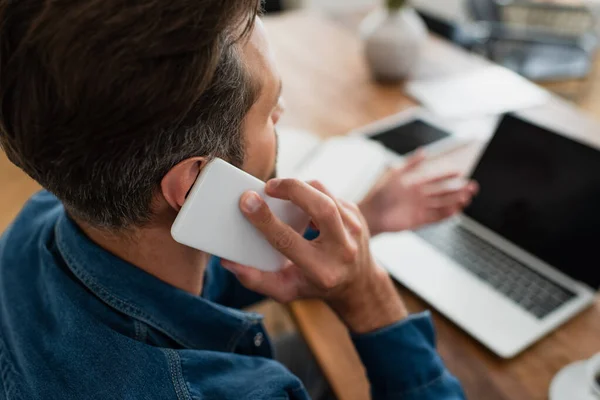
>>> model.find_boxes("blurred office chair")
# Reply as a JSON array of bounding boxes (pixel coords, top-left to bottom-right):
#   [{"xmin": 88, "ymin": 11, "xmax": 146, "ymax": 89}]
[
  {"xmin": 466, "ymin": 0, "xmax": 598, "ymax": 82},
  {"xmin": 418, "ymin": 1, "xmax": 598, "ymax": 82},
  {"xmin": 467, "ymin": 0, "xmax": 501, "ymax": 22},
  {"xmin": 417, "ymin": 6, "xmax": 496, "ymax": 53}
]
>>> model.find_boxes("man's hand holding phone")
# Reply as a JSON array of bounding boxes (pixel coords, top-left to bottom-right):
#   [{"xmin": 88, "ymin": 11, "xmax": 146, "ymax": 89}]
[{"xmin": 221, "ymin": 178, "xmax": 408, "ymax": 334}]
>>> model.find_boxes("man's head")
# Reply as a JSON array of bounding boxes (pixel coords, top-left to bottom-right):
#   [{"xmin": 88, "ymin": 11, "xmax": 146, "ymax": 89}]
[{"xmin": 0, "ymin": 0, "xmax": 283, "ymax": 230}]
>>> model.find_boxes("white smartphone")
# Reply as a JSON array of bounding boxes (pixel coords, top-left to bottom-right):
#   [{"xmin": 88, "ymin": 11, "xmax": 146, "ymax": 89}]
[{"xmin": 171, "ymin": 158, "xmax": 310, "ymax": 272}]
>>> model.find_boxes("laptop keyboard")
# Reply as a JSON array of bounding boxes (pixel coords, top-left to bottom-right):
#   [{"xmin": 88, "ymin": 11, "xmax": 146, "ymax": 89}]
[{"xmin": 414, "ymin": 220, "xmax": 577, "ymax": 319}]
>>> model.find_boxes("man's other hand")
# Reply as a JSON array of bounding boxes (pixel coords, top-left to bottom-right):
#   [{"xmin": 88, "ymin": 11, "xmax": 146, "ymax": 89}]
[
  {"xmin": 359, "ymin": 151, "xmax": 479, "ymax": 236},
  {"xmin": 221, "ymin": 178, "xmax": 407, "ymax": 334}
]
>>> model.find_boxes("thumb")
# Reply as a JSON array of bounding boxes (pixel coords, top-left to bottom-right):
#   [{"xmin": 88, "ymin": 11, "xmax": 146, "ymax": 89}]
[
  {"xmin": 220, "ymin": 259, "xmax": 266, "ymax": 293},
  {"xmin": 220, "ymin": 259, "xmax": 297, "ymax": 303}
]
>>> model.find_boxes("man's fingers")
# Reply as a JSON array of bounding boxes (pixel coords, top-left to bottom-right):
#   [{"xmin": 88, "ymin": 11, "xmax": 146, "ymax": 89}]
[
  {"xmin": 419, "ymin": 172, "xmax": 462, "ymax": 186},
  {"xmin": 424, "ymin": 206, "xmax": 460, "ymax": 224},
  {"xmin": 468, "ymin": 181, "xmax": 480, "ymax": 195},
  {"xmin": 336, "ymin": 198, "xmax": 364, "ymax": 234},
  {"xmin": 220, "ymin": 260, "xmax": 265, "ymax": 290},
  {"xmin": 307, "ymin": 180, "xmax": 333, "ymax": 197},
  {"xmin": 398, "ymin": 150, "xmax": 426, "ymax": 173},
  {"xmin": 423, "ymin": 180, "xmax": 478, "ymax": 199},
  {"xmin": 428, "ymin": 187, "xmax": 467, "ymax": 199},
  {"xmin": 220, "ymin": 260, "xmax": 293, "ymax": 302},
  {"xmin": 265, "ymin": 179, "xmax": 347, "ymax": 242},
  {"xmin": 307, "ymin": 181, "xmax": 363, "ymax": 235},
  {"xmin": 240, "ymin": 191, "xmax": 313, "ymax": 265},
  {"xmin": 427, "ymin": 189, "xmax": 472, "ymax": 209}
]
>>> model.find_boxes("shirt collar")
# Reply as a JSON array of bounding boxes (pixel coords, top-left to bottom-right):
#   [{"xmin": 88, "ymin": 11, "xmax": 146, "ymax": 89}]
[{"xmin": 54, "ymin": 212, "xmax": 262, "ymax": 352}]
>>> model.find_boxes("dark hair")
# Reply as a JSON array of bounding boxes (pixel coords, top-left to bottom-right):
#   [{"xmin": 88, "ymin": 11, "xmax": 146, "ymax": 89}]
[{"xmin": 0, "ymin": 0, "xmax": 261, "ymax": 228}]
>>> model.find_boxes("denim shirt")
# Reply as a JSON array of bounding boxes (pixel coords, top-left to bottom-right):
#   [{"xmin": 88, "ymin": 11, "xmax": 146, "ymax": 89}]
[{"xmin": 0, "ymin": 191, "xmax": 465, "ymax": 400}]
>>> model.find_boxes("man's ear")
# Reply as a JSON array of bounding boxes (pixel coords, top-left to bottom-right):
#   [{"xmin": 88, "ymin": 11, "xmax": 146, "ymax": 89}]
[{"xmin": 161, "ymin": 157, "xmax": 206, "ymax": 212}]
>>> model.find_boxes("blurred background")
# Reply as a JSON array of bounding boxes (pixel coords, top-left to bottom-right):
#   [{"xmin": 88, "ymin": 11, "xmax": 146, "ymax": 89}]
[{"xmin": 264, "ymin": 0, "xmax": 600, "ymax": 106}]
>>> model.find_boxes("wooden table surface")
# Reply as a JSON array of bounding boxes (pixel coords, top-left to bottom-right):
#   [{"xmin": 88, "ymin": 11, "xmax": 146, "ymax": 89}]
[
  {"xmin": 264, "ymin": 11, "xmax": 600, "ymax": 400},
  {"xmin": 1, "ymin": 10, "xmax": 600, "ymax": 400}
]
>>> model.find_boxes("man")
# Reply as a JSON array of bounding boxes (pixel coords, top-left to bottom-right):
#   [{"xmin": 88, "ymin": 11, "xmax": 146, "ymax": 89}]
[{"xmin": 0, "ymin": 1, "xmax": 477, "ymax": 399}]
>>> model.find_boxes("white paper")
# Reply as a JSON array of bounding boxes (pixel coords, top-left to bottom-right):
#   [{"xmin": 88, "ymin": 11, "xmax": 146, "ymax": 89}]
[
  {"xmin": 276, "ymin": 129, "xmax": 390, "ymax": 202},
  {"xmin": 293, "ymin": 137, "xmax": 389, "ymax": 203},
  {"xmin": 406, "ymin": 66, "xmax": 551, "ymax": 119}
]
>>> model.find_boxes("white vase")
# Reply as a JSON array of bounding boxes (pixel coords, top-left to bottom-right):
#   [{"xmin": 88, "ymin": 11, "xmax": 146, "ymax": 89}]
[{"xmin": 361, "ymin": 7, "xmax": 428, "ymax": 81}]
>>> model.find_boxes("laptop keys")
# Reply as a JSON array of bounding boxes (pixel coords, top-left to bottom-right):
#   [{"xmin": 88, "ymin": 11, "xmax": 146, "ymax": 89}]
[{"xmin": 414, "ymin": 220, "xmax": 577, "ymax": 319}]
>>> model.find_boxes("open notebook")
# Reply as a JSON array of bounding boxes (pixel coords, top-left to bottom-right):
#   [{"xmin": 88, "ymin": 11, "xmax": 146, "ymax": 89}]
[{"xmin": 276, "ymin": 128, "xmax": 391, "ymax": 203}]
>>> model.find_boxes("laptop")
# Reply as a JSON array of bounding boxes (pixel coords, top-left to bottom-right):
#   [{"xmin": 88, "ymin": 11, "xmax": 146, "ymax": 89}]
[{"xmin": 371, "ymin": 113, "xmax": 600, "ymax": 358}]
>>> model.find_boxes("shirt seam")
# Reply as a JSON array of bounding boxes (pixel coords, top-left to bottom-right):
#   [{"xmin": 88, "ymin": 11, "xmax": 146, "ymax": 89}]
[
  {"xmin": 163, "ymin": 349, "xmax": 192, "ymax": 400},
  {"xmin": 134, "ymin": 320, "xmax": 148, "ymax": 343},
  {"xmin": 58, "ymin": 242, "xmax": 196, "ymax": 349},
  {"xmin": 226, "ymin": 320, "xmax": 255, "ymax": 352},
  {"xmin": 134, "ymin": 319, "xmax": 141, "ymax": 341}
]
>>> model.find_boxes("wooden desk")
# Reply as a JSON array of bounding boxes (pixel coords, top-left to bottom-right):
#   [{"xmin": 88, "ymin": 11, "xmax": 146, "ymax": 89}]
[{"xmin": 264, "ymin": 12, "xmax": 600, "ymax": 400}]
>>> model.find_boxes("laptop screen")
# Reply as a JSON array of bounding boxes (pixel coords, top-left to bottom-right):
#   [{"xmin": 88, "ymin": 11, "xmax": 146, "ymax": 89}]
[{"xmin": 464, "ymin": 114, "xmax": 600, "ymax": 289}]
